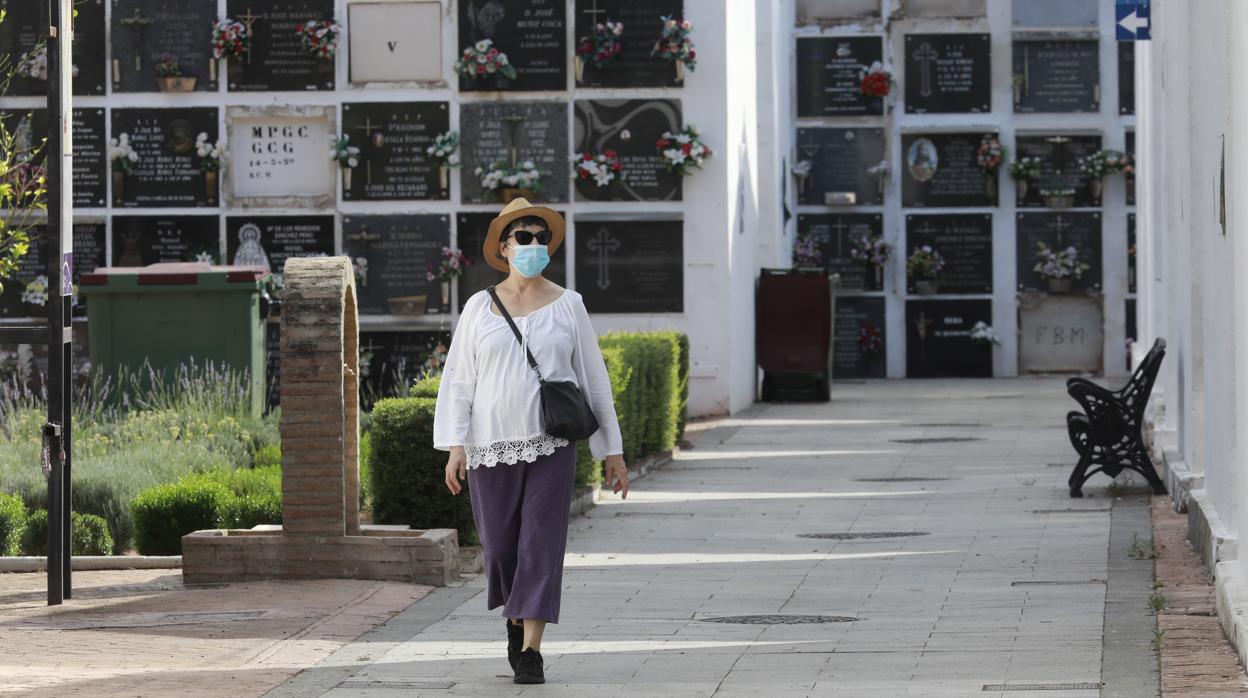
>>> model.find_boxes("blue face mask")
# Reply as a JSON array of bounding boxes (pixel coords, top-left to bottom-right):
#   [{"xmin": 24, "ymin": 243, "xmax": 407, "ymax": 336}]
[{"xmin": 511, "ymin": 245, "xmax": 550, "ymax": 277}]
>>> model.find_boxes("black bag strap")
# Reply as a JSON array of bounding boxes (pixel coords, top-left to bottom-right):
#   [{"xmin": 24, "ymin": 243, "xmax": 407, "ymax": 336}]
[{"xmin": 487, "ymin": 285, "xmax": 545, "ymax": 383}]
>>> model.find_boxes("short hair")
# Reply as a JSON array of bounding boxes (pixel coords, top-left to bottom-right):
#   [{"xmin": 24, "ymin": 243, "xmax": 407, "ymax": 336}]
[{"xmin": 502, "ymin": 215, "xmax": 549, "ymax": 238}]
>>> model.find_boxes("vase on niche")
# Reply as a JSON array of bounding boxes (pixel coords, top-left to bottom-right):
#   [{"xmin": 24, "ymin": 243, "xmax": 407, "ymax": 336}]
[
  {"xmin": 575, "ymin": 56, "xmax": 585, "ymax": 83},
  {"xmin": 985, "ymin": 175, "xmax": 997, "ymax": 200},
  {"xmin": 439, "ymin": 166, "xmax": 449, "ymax": 190},
  {"xmin": 112, "ymin": 171, "xmax": 125, "ymax": 205},
  {"xmin": 1088, "ymin": 178, "xmax": 1103, "ymax": 199},
  {"xmin": 1046, "ymin": 278, "xmax": 1073, "ymax": 294},
  {"xmin": 204, "ymin": 170, "xmax": 217, "ymax": 201},
  {"xmin": 499, "ymin": 187, "xmax": 536, "ymax": 203},
  {"xmin": 675, "ymin": 61, "xmax": 684, "ymax": 82},
  {"xmin": 914, "ymin": 280, "xmax": 938, "ymax": 296},
  {"xmin": 440, "ymin": 281, "xmax": 450, "ymax": 308},
  {"xmin": 1042, "ymin": 194, "xmax": 1073, "ymax": 209},
  {"xmin": 157, "ymin": 76, "xmax": 196, "ymax": 92},
  {"xmin": 1016, "ymin": 179, "xmax": 1029, "ymax": 200},
  {"xmin": 342, "ymin": 167, "xmax": 353, "ymax": 192}
]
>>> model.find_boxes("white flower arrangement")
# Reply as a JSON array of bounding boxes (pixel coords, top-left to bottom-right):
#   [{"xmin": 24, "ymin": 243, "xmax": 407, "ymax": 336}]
[
  {"xmin": 426, "ymin": 131, "xmax": 461, "ymax": 168},
  {"xmin": 572, "ymin": 150, "xmax": 624, "ymax": 188},
  {"xmin": 475, "ymin": 160, "xmax": 542, "ymax": 191},
  {"xmin": 656, "ymin": 125, "xmax": 711, "ymax": 176},
  {"xmin": 109, "ymin": 133, "xmax": 140, "ymax": 174},
  {"xmin": 195, "ymin": 132, "xmax": 226, "ymax": 172},
  {"xmin": 330, "ymin": 134, "xmax": 360, "ymax": 169},
  {"xmin": 791, "ymin": 160, "xmax": 813, "ymax": 178},
  {"xmin": 21, "ymin": 275, "xmax": 49, "ymax": 306},
  {"xmin": 867, "ymin": 159, "xmax": 891, "ymax": 179},
  {"xmin": 970, "ymin": 321, "xmax": 1001, "ymax": 347}
]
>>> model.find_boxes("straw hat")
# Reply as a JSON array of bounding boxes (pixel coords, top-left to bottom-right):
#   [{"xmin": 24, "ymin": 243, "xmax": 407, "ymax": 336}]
[{"xmin": 483, "ymin": 197, "xmax": 565, "ymax": 273}]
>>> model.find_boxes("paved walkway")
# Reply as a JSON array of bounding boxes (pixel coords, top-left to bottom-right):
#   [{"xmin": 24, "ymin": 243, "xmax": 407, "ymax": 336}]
[{"xmin": 278, "ymin": 378, "xmax": 1161, "ymax": 697}]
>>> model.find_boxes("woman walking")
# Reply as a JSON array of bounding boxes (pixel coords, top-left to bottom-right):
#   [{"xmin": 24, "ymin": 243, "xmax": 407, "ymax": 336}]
[{"xmin": 433, "ymin": 198, "xmax": 628, "ymax": 685}]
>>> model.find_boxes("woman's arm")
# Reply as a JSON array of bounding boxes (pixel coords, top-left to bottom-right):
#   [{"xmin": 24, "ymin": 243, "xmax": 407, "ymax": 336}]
[
  {"xmin": 569, "ymin": 292, "xmax": 624, "ymax": 460},
  {"xmin": 433, "ymin": 295, "xmax": 477, "ymax": 451}
]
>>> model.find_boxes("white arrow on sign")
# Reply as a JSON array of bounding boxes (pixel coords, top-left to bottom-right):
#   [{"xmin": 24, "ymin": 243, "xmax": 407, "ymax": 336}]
[{"xmin": 1118, "ymin": 9, "xmax": 1148, "ymax": 37}]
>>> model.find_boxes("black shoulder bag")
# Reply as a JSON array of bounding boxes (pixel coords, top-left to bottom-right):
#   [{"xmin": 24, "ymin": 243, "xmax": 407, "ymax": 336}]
[{"xmin": 487, "ymin": 285, "xmax": 600, "ymax": 441}]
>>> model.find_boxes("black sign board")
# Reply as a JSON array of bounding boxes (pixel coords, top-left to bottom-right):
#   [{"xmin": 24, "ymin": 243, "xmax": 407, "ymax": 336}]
[
  {"xmin": 573, "ymin": 0, "xmax": 684, "ymax": 88},
  {"xmin": 796, "ymin": 128, "xmax": 886, "ymax": 206},
  {"xmin": 573, "ymin": 99, "xmax": 682, "ymax": 202},
  {"xmin": 0, "ymin": 0, "xmax": 107, "ymax": 95},
  {"xmin": 574, "ymin": 219, "xmax": 682, "ymax": 313},
  {"xmin": 1013, "ymin": 39, "xmax": 1099, "ymax": 113},
  {"xmin": 905, "ymin": 299, "xmax": 993, "ymax": 378},
  {"xmin": 458, "ymin": 0, "xmax": 566, "ymax": 92},
  {"xmin": 796, "ymin": 214, "xmax": 884, "ymax": 292},
  {"xmin": 1118, "ymin": 42, "xmax": 1134, "ymax": 115},
  {"xmin": 342, "ymin": 215, "xmax": 451, "ymax": 315},
  {"xmin": 111, "ymin": 107, "xmax": 220, "ymax": 208},
  {"xmin": 1016, "ymin": 211, "xmax": 1102, "ymax": 292},
  {"xmin": 226, "ymin": 0, "xmax": 336, "ymax": 92},
  {"xmin": 358, "ymin": 330, "xmax": 448, "ymax": 406},
  {"xmin": 0, "ymin": 222, "xmax": 105, "ymax": 318},
  {"xmin": 906, "ymin": 214, "xmax": 993, "ymax": 294},
  {"xmin": 342, "ymin": 101, "xmax": 450, "ymax": 201},
  {"xmin": 904, "ymin": 34, "xmax": 991, "ymax": 114},
  {"xmin": 1127, "ymin": 212, "xmax": 1136, "ymax": 294},
  {"xmin": 796, "ymin": 36, "xmax": 884, "ymax": 117},
  {"xmin": 833, "ymin": 296, "xmax": 886, "ymax": 379},
  {"xmin": 0, "ymin": 108, "xmax": 108, "ymax": 209},
  {"xmin": 901, "ymin": 132, "xmax": 998, "ymax": 208},
  {"xmin": 111, "ymin": 0, "xmax": 219, "ymax": 93},
  {"xmin": 1125, "ymin": 130, "xmax": 1135, "ymax": 206},
  {"xmin": 460, "ymin": 102, "xmax": 569, "ymax": 204},
  {"xmin": 1015, "ymin": 134, "xmax": 1102, "ymax": 208},
  {"xmin": 225, "ymin": 215, "xmax": 335, "ymax": 286},
  {"xmin": 111, "ymin": 215, "xmax": 221, "ymax": 267},
  {"xmin": 456, "ymin": 213, "xmax": 568, "ymax": 309}
]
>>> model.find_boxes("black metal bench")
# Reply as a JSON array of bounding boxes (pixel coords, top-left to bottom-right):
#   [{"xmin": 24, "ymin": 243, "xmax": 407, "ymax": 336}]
[{"xmin": 1065, "ymin": 338, "xmax": 1167, "ymax": 498}]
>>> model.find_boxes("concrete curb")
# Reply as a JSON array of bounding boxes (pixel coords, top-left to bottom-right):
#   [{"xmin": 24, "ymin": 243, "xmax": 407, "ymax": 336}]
[{"xmin": 0, "ymin": 556, "xmax": 182, "ymax": 572}]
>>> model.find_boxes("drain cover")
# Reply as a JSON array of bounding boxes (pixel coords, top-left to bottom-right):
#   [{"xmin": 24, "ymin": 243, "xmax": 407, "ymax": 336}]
[
  {"xmin": 698, "ymin": 614, "xmax": 859, "ymax": 624},
  {"xmin": 890, "ymin": 437, "xmax": 983, "ymax": 444},
  {"xmin": 339, "ymin": 680, "xmax": 455, "ymax": 690},
  {"xmin": 853, "ymin": 477, "xmax": 952, "ymax": 483},
  {"xmin": 983, "ymin": 683, "xmax": 1102, "ymax": 691},
  {"xmin": 798, "ymin": 531, "xmax": 930, "ymax": 540},
  {"xmin": 1011, "ymin": 580, "xmax": 1105, "ymax": 587}
]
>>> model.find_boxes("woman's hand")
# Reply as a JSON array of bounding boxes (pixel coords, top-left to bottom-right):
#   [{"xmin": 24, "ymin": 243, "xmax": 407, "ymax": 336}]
[
  {"xmin": 604, "ymin": 454, "xmax": 629, "ymax": 499},
  {"xmin": 445, "ymin": 447, "xmax": 467, "ymax": 495}
]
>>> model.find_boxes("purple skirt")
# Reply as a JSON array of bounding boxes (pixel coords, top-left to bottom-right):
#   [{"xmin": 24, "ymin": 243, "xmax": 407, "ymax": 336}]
[{"xmin": 466, "ymin": 441, "xmax": 577, "ymax": 624}]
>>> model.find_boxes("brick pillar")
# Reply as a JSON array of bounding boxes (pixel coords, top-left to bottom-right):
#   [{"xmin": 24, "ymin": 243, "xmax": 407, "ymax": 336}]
[{"xmin": 343, "ymin": 282, "xmax": 361, "ymax": 535}]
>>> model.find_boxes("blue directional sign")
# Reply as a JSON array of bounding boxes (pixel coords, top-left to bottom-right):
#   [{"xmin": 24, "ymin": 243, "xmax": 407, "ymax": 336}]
[{"xmin": 1116, "ymin": 0, "xmax": 1151, "ymax": 41}]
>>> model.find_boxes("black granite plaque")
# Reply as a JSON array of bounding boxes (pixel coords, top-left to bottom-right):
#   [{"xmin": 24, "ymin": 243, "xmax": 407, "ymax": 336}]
[
  {"xmin": 458, "ymin": 0, "xmax": 566, "ymax": 92},
  {"xmin": 796, "ymin": 36, "xmax": 884, "ymax": 117},
  {"xmin": 833, "ymin": 296, "xmax": 886, "ymax": 379},
  {"xmin": 460, "ymin": 102, "xmax": 569, "ymax": 204},
  {"xmin": 0, "ymin": 108, "xmax": 108, "ymax": 208},
  {"xmin": 1016, "ymin": 211, "xmax": 1102, "ymax": 292},
  {"xmin": 455, "ymin": 213, "xmax": 568, "ymax": 309},
  {"xmin": 111, "ymin": 215, "xmax": 221, "ymax": 266},
  {"xmin": 901, "ymin": 132, "xmax": 998, "ymax": 208},
  {"xmin": 906, "ymin": 214, "xmax": 992, "ymax": 294},
  {"xmin": 358, "ymin": 330, "xmax": 447, "ymax": 405},
  {"xmin": 0, "ymin": 222, "xmax": 105, "ymax": 318},
  {"xmin": 342, "ymin": 102, "xmax": 450, "ymax": 201},
  {"xmin": 796, "ymin": 214, "xmax": 884, "ymax": 292},
  {"xmin": 1015, "ymin": 134, "xmax": 1102, "ymax": 208},
  {"xmin": 226, "ymin": 0, "xmax": 336, "ymax": 92},
  {"xmin": 342, "ymin": 215, "xmax": 451, "ymax": 315},
  {"xmin": 574, "ymin": 219, "xmax": 682, "ymax": 313},
  {"xmin": 111, "ymin": 107, "xmax": 220, "ymax": 208},
  {"xmin": 1013, "ymin": 39, "xmax": 1099, "ymax": 113},
  {"xmin": 1118, "ymin": 41, "xmax": 1134, "ymax": 115},
  {"xmin": 0, "ymin": 0, "xmax": 107, "ymax": 96},
  {"xmin": 905, "ymin": 299, "xmax": 993, "ymax": 377},
  {"xmin": 1125, "ymin": 130, "xmax": 1135, "ymax": 206},
  {"xmin": 1127, "ymin": 212, "xmax": 1136, "ymax": 294},
  {"xmin": 904, "ymin": 33, "xmax": 991, "ymax": 114},
  {"xmin": 70, "ymin": 221, "xmax": 107, "ymax": 316},
  {"xmin": 796, "ymin": 128, "xmax": 886, "ymax": 206},
  {"xmin": 573, "ymin": 0, "xmax": 684, "ymax": 88},
  {"xmin": 225, "ymin": 215, "xmax": 335, "ymax": 285},
  {"xmin": 111, "ymin": 0, "xmax": 218, "ymax": 93},
  {"xmin": 573, "ymin": 99, "xmax": 682, "ymax": 202}
]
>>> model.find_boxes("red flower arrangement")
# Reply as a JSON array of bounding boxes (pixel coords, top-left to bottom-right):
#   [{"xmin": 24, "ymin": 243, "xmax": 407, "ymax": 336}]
[
  {"xmin": 858, "ymin": 321, "xmax": 884, "ymax": 357},
  {"xmin": 859, "ymin": 61, "xmax": 891, "ymax": 98},
  {"xmin": 574, "ymin": 150, "xmax": 624, "ymax": 188},
  {"xmin": 211, "ymin": 18, "xmax": 249, "ymax": 61},
  {"xmin": 577, "ymin": 21, "xmax": 624, "ymax": 70}
]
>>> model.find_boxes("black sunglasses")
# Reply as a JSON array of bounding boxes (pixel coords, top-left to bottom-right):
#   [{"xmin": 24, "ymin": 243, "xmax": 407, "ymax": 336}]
[{"xmin": 505, "ymin": 229, "xmax": 553, "ymax": 246}]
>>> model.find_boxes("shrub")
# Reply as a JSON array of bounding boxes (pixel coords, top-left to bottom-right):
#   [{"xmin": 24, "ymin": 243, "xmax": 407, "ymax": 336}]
[
  {"xmin": 0, "ymin": 492, "xmax": 25, "ymax": 556},
  {"xmin": 599, "ymin": 332, "xmax": 680, "ymax": 464},
  {"xmin": 573, "ymin": 345, "xmax": 630, "ymax": 487},
  {"xmin": 359, "ymin": 431, "xmax": 373, "ymax": 511},
  {"xmin": 131, "ymin": 481, "xmax": 228, "ymax": 555},
  {"xmin": 369, "ymin": 396, "xmax": 478, "ymax": 545},
  {"xmin": 19, "ymin": 479, "xmax": 133, "ymax": 555},
  {"xmin": 409, "ymin": 374, "xmax": 441, "ymax": 398},
  {"xmin": 252, "ymin": 442, "xmax": 281, "ymax": 469},
  {"xmin": 18, "ymin": 509, "xmax": 115, "ymax": 556}
]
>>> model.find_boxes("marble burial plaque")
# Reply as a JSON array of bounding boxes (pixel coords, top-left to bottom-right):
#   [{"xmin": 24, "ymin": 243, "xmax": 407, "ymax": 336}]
[
  {"xmin": 905, "ymin": 214, "xmax": 992, "ymax": 294},
  {"xmin": 905, "ymin": 299, "xmax": 993, "ymax": 377},
  {"xmin": 111, "ymin": 0, "xmax": 218, "ymax": 93},
  {"xmin": 0, "ymin": 222, "xmax": 105, "ymax": 318},
  {"xmin": 342, "ymin": 102, "xmax": 450, "ymax": 201},
  {"xmin": 1015, "ymin": 134, "xmax": 1101, "ymax": 208},
  {"xmin": 574, "ymin": 219, "xmax": 682, "ymax": 313},
  {"xmin": 358, "ymin": 330, "xmax": 446, "ymax": 403},
  {"xmin": 458, "ymin": 0, "xmax": 566, "ymax": 92},
  {"xmin": 0, "ymin": 0, "xmax": 107, "ymax": 95},
  {"xmin": 112, "ymin": 108, "xmax": 220, "ymax": 208},
  {"xmin": 573, "ymin": 99, "xmax": 682, "ymax": 202},
  {"xmin": 225, "ymin": 215, "xmax": 335, "ymax": 285},
  {"xmin": 228, "ymin": 109, "xmax": 335, "ymax": 203},
  {"xmin": 904, "ymin": 34, "xmax": 991, "ymax": 114},
  {"xmin": 226, "ymin": 0, "xmax": 336, "ymax": 92},
  {"xmin": 573, "ymin": 0, "xmax": 684, "ymax": 88},
  {"xmin": 342, "ymin": 215, "xmax": 451, "ymax": 315},
  {"xmin": 348, "ymin": 2, "xmax": 442, "ymax": 83},
  {"xmin": 111, "ymin": 215, "xmax": 221, "ymax": 266},
  {"xmin": 1118, "ymin": 42, "xmax": 1134, "ymax": 115},
  {"xmin": 901, "ymin": 132, "xmax": 998, "ymax": 208},
  {"xmin": 833, "ymin": 296, "xmax": 886, "ymax": 379},
  {"xmin": 456, "ymin": 213, "xmax": 567, "ymax": 309},
  {"xmin": 1013, "ymin": 39, "xmax": 1099, "ymax": 113},
  {"xmin": 1125, "ymin": 130, "xmax": 1135, "ymax": 206},
  {"xmin": 796, "ymin": 36, "xmax": 884, "ymax": 117},
  {"xmin": 796, "ymin": 214, "xmax": 884, "ymax": 292},
  {"xmin": 1128, "ymin": 213, "xmax": 1136, "ymax": 294},
  {"xmin": 1018, "ymin": 294, "xmax": 1103, "ymax": 373},
  {"xmin": 460, "ymin": 102, "xmax": 569, "ymax": 204},
  {"xmin": 71, "ymin": 222, "xmax": 107, "ymax": 315},
  {"xmin": 0, "ymin": 108, "xmax": 109, "ymax": 208},
  {"xmin": 796, "ymin": 128, "xmax": 886, "ymax": 206},
  {"xmin": 1016, "ymin": 211, "xmax": 1102, "ymax": 292}
]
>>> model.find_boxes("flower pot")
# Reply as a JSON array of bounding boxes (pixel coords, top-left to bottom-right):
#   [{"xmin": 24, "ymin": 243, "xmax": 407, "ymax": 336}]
[
  {"xmin": 1089, "ymin": 178, "xmax": 1103, "ymax": 199},
  {"xmin": 440, "ymin": 281, "xmax": 450, "ymax": 308},
  {"xmin": 985, "ymin": 174, "xmax": 997, "ymax": 200},
  {"xmin": 210, "ymin": 58, "xmax": 218, "ymax": 82},
  {"xmin": 439, "ymin": 165, "xmax": 449, "ymax": 190},
  {"xmin": 499, "ymin": 187, "xmax": 536, "ymax": 203},
  {"xmin": 675, "ymin": 60, "xmax": 684, "ymax": 82},
  {"xmin": 914, "ymin": 280, "xmax": 938, "ymax": 296},
  {"xmin": 318, "ymin": 56, "xmax": 334, "ymax": 74},
  {"xmin": 575, "ymin": 55, "xmax": 585, "ymax": 83},
  {"xmin": 1043, "ymin": 194, "xmax": 1074, "ymax": 209},
  {"xmin": 873, "ymin": 264, "xmax": 884, "ymax": 289},
  {"xmin": 204, "ymin": 170, "xmax": 217, "ymax": 201},
  {"xmin": 24, "ymin": 302, "xmax": 47, "ymax": 318},
  {"xmin": 157, "ymin": 76, "xmax": 197, "ymax": 92},
  {"xmin": 112, "ymin": 170, "xmax": 125, "ymax": 205},
  {"xmin": 387, "ymin": 294, "xmax": 428, "ymax": 316},
  {"xmin": 1046, "ymin": 278, "xmax": 1073, "ymax": 294},
  {"xmin": 1016, "ymin": 179, "xmax": 1029, "ymax": 200},
  {"xmin": 342, "ymin": 167, "xmax": 353, "ymax": 192}
]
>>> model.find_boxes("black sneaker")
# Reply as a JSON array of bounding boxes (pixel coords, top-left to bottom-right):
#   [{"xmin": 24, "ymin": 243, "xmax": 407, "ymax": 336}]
[
  {"xmin": 513, "ymin": 647, "xmax": 545, "ymax": 684},
  {"xmin": 506, "ymin": 620, "xmax": 524, "ymax": 671}
]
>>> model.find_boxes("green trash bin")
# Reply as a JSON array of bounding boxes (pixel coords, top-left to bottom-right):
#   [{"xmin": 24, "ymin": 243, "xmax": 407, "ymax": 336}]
[{"xmin": 79, "ymin": 262, "xmax": 271, "ymax": 415}]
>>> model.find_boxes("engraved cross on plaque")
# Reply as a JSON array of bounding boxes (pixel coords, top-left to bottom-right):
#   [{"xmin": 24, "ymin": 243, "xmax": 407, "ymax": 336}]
[
  {"xmin": 120, "ymin": 7, "xmax": 155, "ymax": 72},
  {"xmin": 830, "ymin": 218, "xmax": 849, "ymax": 257},
  {"xmin": 239, "ymin": 7, "xmax": 260, "ymax": 65},
  {"xmin": 503, "ymin": 113, "xmax": 524, "ymax": 167},
  {"xmin": 587, "ymin": 227, "xmax": 621, "ymax": 290},
  {"xmin": 581, "ymin": 0, "xmax": 607, "ymax": 23},
  {"xmin": 916, "ymin": 220, "xmax": 939, "ymax": 240},
  {"xmin": 1052, "ymin": 214, "xmax": 1068, "ymax": 246},
  {"xmin": 349, "ymin": 116, "xmax": 380, "ymax": 186},
  {"xmin": 913, "ymin": 42, "xmax": 939, "ymax": 98}
]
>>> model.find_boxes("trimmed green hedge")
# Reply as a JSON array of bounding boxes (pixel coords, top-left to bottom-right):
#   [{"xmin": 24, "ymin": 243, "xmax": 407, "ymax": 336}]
[
  {"xmin": 19, "ymin": 509, "xmax": 115, "ymax": 556},
  {"xmin": 18, "ymin": 479, "xmax": 134, "ymax": 555},
  {"xmin": 130, "ymin": 466, "xmax": 283, "ymax": 554},
  {"xmin": 599, "ymin": 331, "xmax": 682, "ymax": 464},
  {"xmin": 0, "ymin": 492, "xmax": 26, "ymax": 556}
]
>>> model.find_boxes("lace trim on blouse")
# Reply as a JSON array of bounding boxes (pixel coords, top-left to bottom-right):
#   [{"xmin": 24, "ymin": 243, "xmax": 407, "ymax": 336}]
[{"xmin": 464, "ymin": 432, "xmax": 571, "ymax": 469}]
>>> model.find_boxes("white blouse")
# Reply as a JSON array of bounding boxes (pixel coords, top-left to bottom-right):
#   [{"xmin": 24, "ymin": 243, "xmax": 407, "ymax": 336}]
[{"xmin": 432, "ymin": 287, "xmax": 625, "ymax": 469}]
